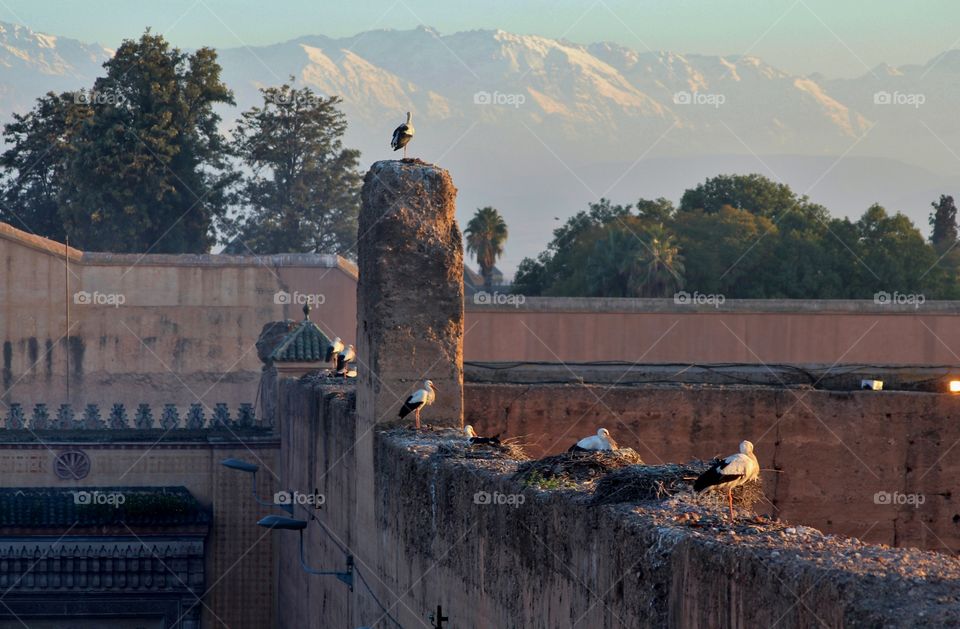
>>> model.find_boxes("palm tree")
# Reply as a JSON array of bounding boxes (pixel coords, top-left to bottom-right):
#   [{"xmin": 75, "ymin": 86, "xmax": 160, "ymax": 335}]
[
  {"xmin": 465, "ymin": 207, "xmax": 509, "ymax": 290},
  {"xmin": 634, "ymin": 224, "xmax": 684, "ymax": 297}
]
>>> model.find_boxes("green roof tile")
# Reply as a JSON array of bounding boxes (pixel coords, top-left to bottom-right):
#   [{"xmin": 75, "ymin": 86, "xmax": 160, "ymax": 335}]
[
  {"xmin": 0, "ymin": 486, "xmax": 211, "ymax": 528},
  {"xmin": 270, "ymin": 308, "xmax": 335, "ymax": 363}
]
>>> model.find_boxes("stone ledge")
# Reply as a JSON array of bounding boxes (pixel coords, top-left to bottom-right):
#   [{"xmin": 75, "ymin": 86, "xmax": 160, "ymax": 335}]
[{"xmin": 379, "ymin": 428, "xmax": 960, "ymax": 627}]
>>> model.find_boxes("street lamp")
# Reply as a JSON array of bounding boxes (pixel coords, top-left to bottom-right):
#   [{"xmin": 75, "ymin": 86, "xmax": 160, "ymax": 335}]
[
  {"xmin": 257, "ymin": 515, "xmax": 354, "ymax": 589},
  {"xmin": 220, "ymin": 458, "xmax": 293, "ymax": 515}
]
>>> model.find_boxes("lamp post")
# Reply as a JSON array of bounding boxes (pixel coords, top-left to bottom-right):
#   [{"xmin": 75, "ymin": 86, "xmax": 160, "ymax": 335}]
[
  {"xmin": 220, "ymin": 458, "xmax": 293, "ymax": 515},
  {"xmin": 257, "ymin": 515, "xmax": 354, "ymax": 590}
]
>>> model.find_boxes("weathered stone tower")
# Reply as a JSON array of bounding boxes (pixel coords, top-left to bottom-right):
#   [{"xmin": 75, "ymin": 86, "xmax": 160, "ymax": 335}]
[{"xmin": 355, "ymin": 159, "xmax": 464, "ymax": 429}]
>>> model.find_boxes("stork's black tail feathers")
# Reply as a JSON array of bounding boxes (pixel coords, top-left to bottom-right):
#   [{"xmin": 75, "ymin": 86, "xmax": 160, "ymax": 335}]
[
  {"xmin": 693, "ymin": 458, "xmax": 742, "ymax": 492},
  {"xmin": 398, "ymin": 400, "xmax": 422, "ymax": 420},
  {"xmin": 469, "ymin": 434, "xmax": 501, "ymax": 446}
]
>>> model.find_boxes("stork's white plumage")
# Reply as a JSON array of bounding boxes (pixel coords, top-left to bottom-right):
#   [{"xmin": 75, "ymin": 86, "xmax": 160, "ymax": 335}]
[
  {"xmin": 463, "ymin": 424, "xmax": 501, "ymax": 446},
  {"xmin": 568, "ymin": 428, "xmax": 618, "ymax": 452},
  {"xmin": 694, "ymin": 440, "xmax": 760, "ymax": 520},
  {"xmin": 398, "ymin": 379, "xmax": 437, "ymax": 429},
  {"xmin": 336, "ymin": 344, "xmax": 356, "ymax": 375},
  {"xmin": 327, "ymin": 337, "xmax": 345, "ymax": 363},
  {"xmin": 390, "ymin": 112, "xmax": 414, "ymax": 158}
]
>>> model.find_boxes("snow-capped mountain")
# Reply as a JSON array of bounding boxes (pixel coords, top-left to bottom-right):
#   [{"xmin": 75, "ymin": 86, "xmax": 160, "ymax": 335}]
[
  {"xmin": 0, "ymin": 22, "xmax": 110, "ymax": 111},
  {"xmin": 0, "ymin": 21, "xmax": 957, "ymax": 273}
]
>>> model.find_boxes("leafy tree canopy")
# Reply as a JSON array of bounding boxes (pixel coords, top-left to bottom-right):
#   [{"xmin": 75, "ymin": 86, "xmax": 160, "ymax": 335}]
[
  {"xmin": 516, "ymin": 175, "xmax": 955, "ymax": 299},
  {"xmin": 221, "ymin": 81, "xmax": 361, "ymax": 256}
]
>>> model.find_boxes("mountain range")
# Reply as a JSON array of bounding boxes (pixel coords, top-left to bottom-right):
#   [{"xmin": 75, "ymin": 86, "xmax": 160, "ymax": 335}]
[{"xmin": 0, "ymin": 22, "xmax": 958, "ymax": 275}]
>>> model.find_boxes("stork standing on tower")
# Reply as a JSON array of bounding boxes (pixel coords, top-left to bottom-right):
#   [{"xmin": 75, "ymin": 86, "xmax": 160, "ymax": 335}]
[
  {"xmin": 398, "ymin": 379, "xmax": 437, "ymax": 429},
  {"xmin": 391, "ymin": 112, "xmax": 415, "ymax": 159}
]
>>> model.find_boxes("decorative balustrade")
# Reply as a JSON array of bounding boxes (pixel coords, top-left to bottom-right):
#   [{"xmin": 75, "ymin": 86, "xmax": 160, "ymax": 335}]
[{"xmin": 1, "ymin": 402, "xmax": 266, "ymax": 431}]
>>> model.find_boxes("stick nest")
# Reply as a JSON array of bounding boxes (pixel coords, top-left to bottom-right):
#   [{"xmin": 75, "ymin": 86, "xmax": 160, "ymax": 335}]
[
  {"xmin": 513, "ymin": 449, "xmax": 645, "ymax": 487},
  {"xmin": 436, "ymin": 437, "xmax": 528, "ymax": 461},
  {"xmin": 591, "ymin": 459, "xmax": 764, "ymax": 509}
]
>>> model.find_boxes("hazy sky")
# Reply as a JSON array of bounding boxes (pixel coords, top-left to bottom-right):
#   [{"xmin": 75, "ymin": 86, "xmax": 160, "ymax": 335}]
[{"xmin": 4, "ymin": 0, "xmax": 959, "ymax": 77}]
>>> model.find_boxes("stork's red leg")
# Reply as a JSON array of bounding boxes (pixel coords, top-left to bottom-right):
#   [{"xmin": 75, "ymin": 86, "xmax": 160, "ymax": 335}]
[{"xmin": 728, "ymin": 490, "xmax": 735, "ymax": 520}]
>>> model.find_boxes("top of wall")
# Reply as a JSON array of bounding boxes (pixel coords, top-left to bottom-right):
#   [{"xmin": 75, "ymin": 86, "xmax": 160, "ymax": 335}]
[
  {"xmin": 467, "ymin": 295, "xmax": 960, "ymax": 314},
  {"xmin": 0, "ymin": 221, "xmax": 83, "ymax": 261},
  {"xmin": 0, "ymin": 220, "xmax": 358, "ymax": 278}
]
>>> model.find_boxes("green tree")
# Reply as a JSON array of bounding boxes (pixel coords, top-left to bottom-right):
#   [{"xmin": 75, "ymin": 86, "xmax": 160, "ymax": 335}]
[
  {"xmin": 679, "ymin": 173, "xmax": 799, "ymax": 219},
  {"xmin": 854, "ymin": 203, "xmax": 944, "ymax": 296},
  {"xmin": 58, "ymin": 30, "xmax": 235, "ymax": 253},
  {"xmin": 464, "ymin": 206, "xmax": 509, "ymax": 290},
  {"xmin": 638, "ymin": 223, "xmax": 684, "ymax": 297},
  {"xmin": 222, "ymin": 82, "xmax": 361, "ymax": 255},
  {"xmin": 673, "ymin": 205, "xmax": 777, "ymax": 297},
  {"xmin": 515, "ymin": 199, "xmax": 682, "ymax": 297},
  {"xmin": 0, "ymin": 91, "xmax": 89, "ymax": 241},
  {"xmin": 930, "ymin": 195, "xmax": 958, "ymax": 253}
]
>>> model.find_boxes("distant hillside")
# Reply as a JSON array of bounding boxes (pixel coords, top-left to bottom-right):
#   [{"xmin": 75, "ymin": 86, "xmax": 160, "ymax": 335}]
[{"xmin": 0, "ymin": 22, "xmax": 957, "ymax": 274}]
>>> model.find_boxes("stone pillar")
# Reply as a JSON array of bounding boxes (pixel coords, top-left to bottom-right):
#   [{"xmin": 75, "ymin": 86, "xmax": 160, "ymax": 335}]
[{"xmin": 356, "ymin": 160, "xmax": 464, "ymax": 429}]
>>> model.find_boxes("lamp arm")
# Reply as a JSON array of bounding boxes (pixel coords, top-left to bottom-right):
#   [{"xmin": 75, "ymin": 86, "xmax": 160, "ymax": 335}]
[
  {"xmin": 249, "ymin": 472, "xmax": 275, "ymax": 508},
  {"xmin": 298, "ymin": 531, "xmax": 354, "ymax": 590}
]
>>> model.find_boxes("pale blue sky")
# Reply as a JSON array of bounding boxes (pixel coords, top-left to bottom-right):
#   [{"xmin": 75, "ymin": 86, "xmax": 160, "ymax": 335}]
[{"xmin": 4, "ymin": 0, "xmax": 959, "ymax": 77}]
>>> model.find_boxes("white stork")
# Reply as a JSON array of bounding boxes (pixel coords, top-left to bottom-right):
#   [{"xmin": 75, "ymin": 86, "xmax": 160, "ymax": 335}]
[
  {"xmin": 463, "ymin": 424, "xmax": 501, "ymax": 446},
  {"xmin": 327, "ymin": 337, "xmax": 344, "ymax": 363},
  {"xmin": 568, "ymin": 428, "xmax": 618, "ymax": 452},
  {"xmin": 336, "ymin": 344, "xmax": 356, "ymax": 375},
  {"xmin": 694, "ymin": 440, "xmax": 760, "ymax": 520},
  {"xmin": 398, "ymin": 379, "xmax": 437, "ymax": 429},
  {"xmin": 391, "ymin": 112, "xmax": 415, "ymax": 159}
]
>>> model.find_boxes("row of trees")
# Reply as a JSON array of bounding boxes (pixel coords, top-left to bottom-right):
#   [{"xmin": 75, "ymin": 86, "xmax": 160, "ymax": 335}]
[
  {"xmin": 0, "ymin": 31, "xmax": 360, "ymax": 256},
  {"xmin": 514, "ymin": 175, "xmax": 960, "ymax": 299}
]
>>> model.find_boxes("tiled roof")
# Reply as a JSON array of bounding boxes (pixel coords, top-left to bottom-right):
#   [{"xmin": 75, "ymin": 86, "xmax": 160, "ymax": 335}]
[
  {"xmin": 270, "ymin": 310, "xmax": 335, "ymax": 363},
  {"xmin": 0, "ymin": 486, "xmax": 211, "ymax": 528}
]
